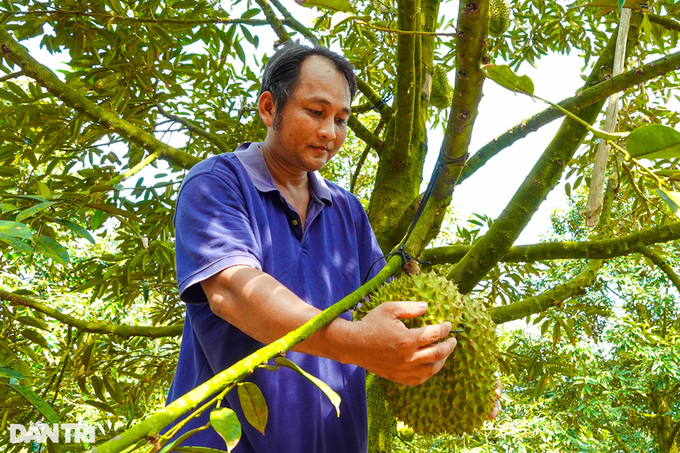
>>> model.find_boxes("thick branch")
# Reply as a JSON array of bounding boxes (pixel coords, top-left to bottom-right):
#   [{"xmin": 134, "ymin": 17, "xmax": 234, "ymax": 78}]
[
  {"xmin": 86, "ymin": 256, "xmax": 401, "ymax": 453},
  {"xmin": 650, "ymin": 14, "xmax": 680, "ymax": 33},
  {"xmin": 0, "ymin": 27, "xmax": 200, "ymax": 169},
  {"xmin": 392, "ymin": 0, "xmax": 418, "ymax": 161},
  {"xmin": 668, "ymin": 420, "xmax": 680, "ymax": 450},
  {"xmin": 253, "ymin": 0, "xmax": 291, "ymax": 43},
  {"xmin": 489, "ymin": 260, "xmax": 603, "ymax": 324},
  {"xmin": 602, "ymin": 424, "xmax": 632, "ymax": 453},
  {"xmin": 636, "ymin": 246, "xmax": 680, "ymax": 293},
  {"xmin": 460, "ymin": 48, "xmax": 680, "ymax": 183},
  {"xmin": 423, "ymin": 221, "xmax": 680, "ymax": 264},
  {"xmin": 447, "ymin": 18, "xmax": 641, "ymax": 293},
  {"xmin": 269, "ymin": 0, "xmax": 319, "ymax": 45},
  {"xmin": 0, "ymin": 290, "xmax": 183, "ymax": 338},
  {"xmin": 347, "ymin": 115, "xmax": 383, "ymax": 154},
  {"xmin": 350, "ymin": 121, "xmax": 384, "ymax": 194},
  {"xmin": 400, "ymin": 0, "xmax": 489, "ymax": 256}
]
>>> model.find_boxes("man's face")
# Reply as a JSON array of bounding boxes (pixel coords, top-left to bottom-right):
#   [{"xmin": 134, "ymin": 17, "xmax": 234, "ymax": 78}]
[{"xmin": 265, "ymin": 55, "xmax": 351, "ymax": 173}]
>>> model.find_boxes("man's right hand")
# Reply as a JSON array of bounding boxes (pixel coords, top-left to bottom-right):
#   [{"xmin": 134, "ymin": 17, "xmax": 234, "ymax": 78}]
[{"xmin": 344, "ymin": 301, "xmax": 457, "ymax": 386}]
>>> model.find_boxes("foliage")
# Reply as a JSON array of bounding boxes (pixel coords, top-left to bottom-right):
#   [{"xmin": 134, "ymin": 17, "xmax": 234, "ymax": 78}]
[{"xmin": 0, "ymin": 0, "xmax": 679, "ymax": 451}]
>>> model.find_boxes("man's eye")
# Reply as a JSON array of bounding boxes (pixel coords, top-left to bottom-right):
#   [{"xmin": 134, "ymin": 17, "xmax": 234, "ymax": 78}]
[
  {"xmin": 309, "ymin": 109, "xmax": 322, "ymax": 116},
  {"xmin": 336, "ymin": 118, "xmax": 347, "ymax": 126}
]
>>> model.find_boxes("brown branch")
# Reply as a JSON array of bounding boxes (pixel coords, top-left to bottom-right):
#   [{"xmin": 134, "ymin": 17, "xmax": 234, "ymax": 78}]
[
  {"xmin": 0, "ymin": 26, "xmax": 200, "ymax": 169},
  {"xmin": 636, "ymin": 246, "xmax": 680, "ymax": 293},
  {"xmin": 347, "ymin": 115, "xmax": 383, "ymax": 154},
  {"xmin": 423, "ymin": 221, "xmax": 680, "ymax": 265},
  {"xmin": 0, "ymin": 70, "xmax": 23, "ymax": 83},
  {"xmin": 649, "ymin": 14, "xmax": 680, "ymax": 33},
  {"xmin": 489, "ymin": 260, "xmax": 603, "ymax": 324},
  {"xmin": 0, "ymin": 290, "xmax": 183, "ymax": 338}
]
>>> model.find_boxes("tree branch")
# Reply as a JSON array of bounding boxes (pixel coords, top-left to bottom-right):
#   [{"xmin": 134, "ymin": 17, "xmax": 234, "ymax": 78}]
[
  {"xmin": 269, "ymin": 0, "xmax": 319, "ymax": 45},
  {"xmin": 422, "ymin": 221, "xmax": 680, "ymax": 265},
  {"xmin": 347, "ymin": 115, "xmax": 383, "ymax": 154},
  {"xmin": 86, "ymin": 256, "xmax": 401, "ymax": 453},
  {"xmin": 489, "ymin": 260, "xmax": 603, "ymax": 324},
  {"xmin": 447, "ymin": 17, "xmax": 641, "ymax": 293},
  {"xmin": 253, "ymin": 0, "xmax": 291, "ymax": 43},
  {"xmin": 649, "ymin": 14, "xmax": 680, "ymax": 33},
  {"xmin": 0, "ymin": 70, "xmax": 22, "ymax": 83},
  {"xmin": 460, "ymin": 48, "xmax": 680, "ymax": 184},
  {"xmin": 636, "ymin": 246, "xmax": 680, "ymax": 293},
  {"xmin": 355, "ymin": 77, "xmax": 393, "ymax": 122},
  {"xmin": 668, "ymin": 419, "xmax": 680, "ymax": 450},
  {"xmin": 0, "ymin": 26, "xmax": 200, "ymax": 169},
  {"xmin": 392, "ymin": 0, "xmax": 418, "ymax": 161},
  {"xmin": 0, "ymin": 290, "xmax": 183, "ymax": 338},
  {"xmin": 602, "ymin": 424, "xmax": 632, "ymax": 453},
  {"xmin": 350, "ymin": 120, "xmax": 384, "ymax": 194}
]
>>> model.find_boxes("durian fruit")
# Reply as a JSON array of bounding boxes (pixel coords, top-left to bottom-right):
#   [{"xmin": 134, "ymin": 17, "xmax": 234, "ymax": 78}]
[
  {"xmin": 429, "ymin": 65, "xmax": 453, "ymax": 110},
  {"xmin": 489, "ymin": 0, "xmax": 511, "ymax": 37},
  {"xmin": 356, "ymin": 271, "xmax": 498, "ymax": 435}
]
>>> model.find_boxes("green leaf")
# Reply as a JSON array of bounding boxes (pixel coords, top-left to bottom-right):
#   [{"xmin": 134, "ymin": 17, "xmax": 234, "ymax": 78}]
[
  {"xmin": 618, "ymin": 0, "xmax": 625, "ymax": 11},
  {"xmin": 627, "ymin": 125, "xmax": 680, "ymax": 160},
  {"xmin": 16, "ymin": 315, "xmax": 51, "ymax": 331},
  {"xmin": 0, "ymin": 220, "xmax": 32, "ymax": 239},
  {"xmin": 53, "ymin": 218, "xmax": 96, "ymax": 244},
  {"xmin": 657, "ymin": 189, "xmax": 680, "ymax": 218},
  {"xmin": 0, "ymin": 234, "xmax": 33, "ymax": 253},
  {"xmin": 237, "ymin": 382, "xmax": 268, "ymax": 435},
  {"xmin": 0, "ymin": 367, "xmax": 26, "ymax": 380},
  {"xmin": 15, "ymin": 201, "xmax": 56, "ymax": 222},
  {"xmin": 33, "ymin": 235, "xmax": 69, "ymax": 264},
  {"xmin": 0, "ymin": 202, "xmax": 18, "ymax": 212},
  {"xmin": 91, "ymin": 209, "xmax": 104, "ymax": 230},
  {"xmin": 90, "ymin": 376, "xmax": 108, "ymax": 402},
  {"xmin": 21, "ymin": 328, "xmax": 50, "ymax": 349},
  {"xmin": 83, "ymin": 399, "xmax": 117, "ymax": 414},
  {"xmin": 86, "ymin": 202, "xmax": 140, "ymax": 222},
  {"xmin": 8, "ymin": 383, "xmax": 59, "ymax": 423},
  {"xmin": 274, "ymin": 357, "xmax": 341, "ymax": 416},
  {"xmin": 296, "ymin": 0, "xmax": 354, "ymax": 13},
  {"xmin": 210, "ymin": 407, "xmax": 241, "ymax": 451},
  {"xmin": 483, "ymin": 64, "xmax": 535, "ymax": 96}
]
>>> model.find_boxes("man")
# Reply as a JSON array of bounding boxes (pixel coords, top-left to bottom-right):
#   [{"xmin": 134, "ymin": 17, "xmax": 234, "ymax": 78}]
[{"xmin": 164, "ymin": 44, "xmax": 459, "ymax": 452}]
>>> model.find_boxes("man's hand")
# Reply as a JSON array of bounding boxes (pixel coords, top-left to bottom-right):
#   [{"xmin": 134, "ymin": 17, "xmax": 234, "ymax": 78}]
[
  {"xmin": 344, "ymin": 301, "xmax": 457, "ymax": 386},
  {"xmin": 489, "ymin": 380, "xmax": 503, "ymax": 420}
]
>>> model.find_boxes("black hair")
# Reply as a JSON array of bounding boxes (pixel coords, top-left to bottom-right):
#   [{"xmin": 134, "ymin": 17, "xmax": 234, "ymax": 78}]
[{"xmin": 259, "ymin": 43, "xmax": 357, "ymax": 129}]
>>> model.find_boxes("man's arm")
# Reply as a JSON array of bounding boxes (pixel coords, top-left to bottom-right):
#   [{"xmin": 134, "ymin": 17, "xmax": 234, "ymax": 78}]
[{"xmin": 200, "ymin": 265, "xmax": 457, "ymax": 386}]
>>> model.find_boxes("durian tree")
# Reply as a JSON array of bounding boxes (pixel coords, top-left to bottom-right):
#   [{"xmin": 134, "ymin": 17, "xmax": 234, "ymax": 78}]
[{"xmin": 1, "ymin": 0, "xmax": 680, "ymax": 451}]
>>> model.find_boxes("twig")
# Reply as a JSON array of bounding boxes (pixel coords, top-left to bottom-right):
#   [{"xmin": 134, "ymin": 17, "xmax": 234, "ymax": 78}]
[
  {"xmin": 253, "ymin": 0, "xmax": 291, "ymax": 43},
  {"xmin": 0, "ymin": 70, "xmax": 23, "ymax": 83},
  {"xmin": 347, "ymin": 115, "xmax": 383, "ymax": 154},
  {"xmin": 269, "ymin": 0, "xmax": 319, "ymax": 45}
]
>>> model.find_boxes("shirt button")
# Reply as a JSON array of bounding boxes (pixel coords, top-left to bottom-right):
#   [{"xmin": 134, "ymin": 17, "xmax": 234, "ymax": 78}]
[{"xmin": 292, "ymin": 219, "xmax": 298, "ymax": 226}]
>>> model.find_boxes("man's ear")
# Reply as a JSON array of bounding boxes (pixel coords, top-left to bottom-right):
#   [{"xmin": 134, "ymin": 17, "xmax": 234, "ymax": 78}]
[{"xmin": 258, "ymin": 91, "xmax": 276, "ymax": 128}]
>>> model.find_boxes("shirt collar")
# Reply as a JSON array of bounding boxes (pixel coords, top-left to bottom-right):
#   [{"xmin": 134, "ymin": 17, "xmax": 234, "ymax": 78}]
[{"xmin": 233, "ymin": 142, "xmax": 332, "ymax": 205}]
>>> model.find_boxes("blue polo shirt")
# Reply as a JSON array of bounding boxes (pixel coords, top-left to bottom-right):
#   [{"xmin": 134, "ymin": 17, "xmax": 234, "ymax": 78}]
[{"xmin": 164, "ymin": 142, "xmax": 385, "ymax": 452}]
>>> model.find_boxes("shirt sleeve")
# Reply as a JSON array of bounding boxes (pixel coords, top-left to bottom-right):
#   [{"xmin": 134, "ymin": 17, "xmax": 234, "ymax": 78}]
[{"xmin": 174, "ymin": 171, "xmax": 262, "ymax": 304}]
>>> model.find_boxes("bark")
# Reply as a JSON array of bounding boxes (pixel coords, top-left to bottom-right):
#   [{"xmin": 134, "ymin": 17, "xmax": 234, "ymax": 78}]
[
  {"xmin": 636, "ymin": 246, "xmax": 680, "ymax": 294},
  {"xmin": 446, "ymin": 16, "xmax": 642, "ymax": 294},
  {"xmin": 650, "ymin": 14, "xmax": 680, "ymax": 33}
]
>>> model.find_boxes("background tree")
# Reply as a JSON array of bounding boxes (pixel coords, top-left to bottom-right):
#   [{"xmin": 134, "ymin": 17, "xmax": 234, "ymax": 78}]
[{"xmin": 0, "ymin": 0, "xmax": 679, "ymax": 451}]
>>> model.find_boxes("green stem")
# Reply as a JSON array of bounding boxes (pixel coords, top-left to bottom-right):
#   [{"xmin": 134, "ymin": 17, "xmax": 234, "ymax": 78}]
[
  {"xmin": 0, "ymin": 289, "xmax": 183, "ymax": 338},
  {"xmin": 447, "ymin": 17, "xmax": 641, "ymax": 293},
  {"xmin": 253, "ymin": 0, "xmax": 291, "ymax": 42},
  {"xmin": 86, "ymin": 257, "xmax": 401, "ymax": 453},
  {"xmin": 269, "ymin": 0, "xmax": 319, "ymax": 45},
  {"xmin": 0, "ymin": 70, "xmax": 22, "ymax": 82},
  {"xmin": 460, "ymin": 48, "xmax": 680, "ymax": 183},
  {"xmin": 0, "ymin": 26, "xmax": 199, "ymax": 169}
]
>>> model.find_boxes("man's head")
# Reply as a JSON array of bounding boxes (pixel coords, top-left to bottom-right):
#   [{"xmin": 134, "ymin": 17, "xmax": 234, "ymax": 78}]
[
  {"xmin": 259, "ymin": 44, "xmax": 357, "ymax": 130},
  {"xmin": 258, "ymin": 44, "xmax": 356, "ymax": 174}
]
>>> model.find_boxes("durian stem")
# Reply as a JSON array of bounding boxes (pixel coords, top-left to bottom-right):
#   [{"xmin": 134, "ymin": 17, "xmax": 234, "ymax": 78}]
[{"xmin": 446, "ymin": 17, "xmax": 642, "ymax": 294}]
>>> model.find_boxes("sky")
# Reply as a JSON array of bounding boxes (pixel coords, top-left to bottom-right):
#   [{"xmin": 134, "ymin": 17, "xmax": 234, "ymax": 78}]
[{"xmin": 20, "ymin": 1, "xmax": 599, "ymax": 246}]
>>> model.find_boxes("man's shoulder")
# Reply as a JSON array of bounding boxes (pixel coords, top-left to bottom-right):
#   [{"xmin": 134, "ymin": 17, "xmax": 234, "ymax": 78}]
[
  {"xmin": 321, "ymin": 177, "xmax": 367, "ymax": 212},
  {"xmin": 183, "ymin": 152, "xmax": 242, "ymax": 185}
]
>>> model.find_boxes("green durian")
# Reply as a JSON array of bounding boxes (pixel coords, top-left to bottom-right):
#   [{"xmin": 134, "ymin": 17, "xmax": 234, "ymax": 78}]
[
  {"xmin": 489, "ymin": 0, "xmax": 511, "ymax": 37},
  {"xmin": 356, "ymin": 271, "xmax": 498, "ymax": 435},
  {"xmin": 430, "ymin": 65, "xmax": 453, "ymax": 110}
]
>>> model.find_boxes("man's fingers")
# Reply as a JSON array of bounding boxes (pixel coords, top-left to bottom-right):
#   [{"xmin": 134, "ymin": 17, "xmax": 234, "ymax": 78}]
[
  {"xmin": 410, "ymin": 337, "xmax": 456, "ymax": 364},
  {"xmin": 489, "ymin": 400, "xmax": 501, "ymax": 420},
  {"xmin": 382, "ymin": 301, "xmax": 429, "ymax": 320},
  {"xmin": 410, "ymin": 322, "xmax": 453, "ymax": 347},
  {"xmin": 495, "ymin": 379, "xmax": 503, "ymax": 399}
]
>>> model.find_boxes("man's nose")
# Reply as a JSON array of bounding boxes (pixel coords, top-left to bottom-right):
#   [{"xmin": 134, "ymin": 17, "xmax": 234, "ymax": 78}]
[{"xmin": 318, "ymin": 117, "xmax": 336, "ymax": 141}]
